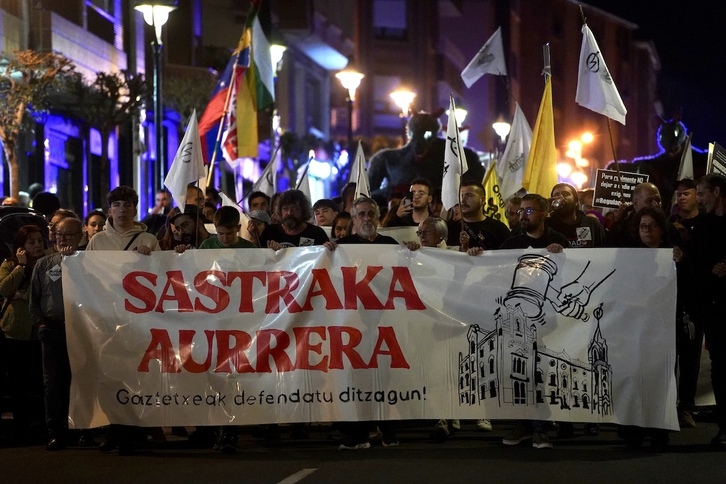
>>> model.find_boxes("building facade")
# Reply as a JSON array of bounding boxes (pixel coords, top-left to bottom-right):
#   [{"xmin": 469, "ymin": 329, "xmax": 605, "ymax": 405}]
[{"xmin": 458, "ymin": 303, "xmax": 612, "ymax": 418}]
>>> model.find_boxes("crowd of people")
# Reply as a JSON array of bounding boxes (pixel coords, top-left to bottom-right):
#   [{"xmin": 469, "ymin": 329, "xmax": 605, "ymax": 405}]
[{"xmin": 1, "ymin": 171, "xmax": 725, "ymax": 454}]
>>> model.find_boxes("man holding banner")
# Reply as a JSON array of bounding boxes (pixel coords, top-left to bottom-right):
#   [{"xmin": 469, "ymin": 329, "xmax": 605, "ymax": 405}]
[
  {"xmin": 259, "ymin": 189, "xmax": 329, "ymax": 249},
  {"xmin": 446, "ymin": 181, "xmax": 510, "ymax": 252}
]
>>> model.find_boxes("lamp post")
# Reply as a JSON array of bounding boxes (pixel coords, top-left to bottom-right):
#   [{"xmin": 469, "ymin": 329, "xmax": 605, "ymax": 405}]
[
  {"xmin": 390, "ymin": 88, "xmax": 416, "ymax": 139},
  {"xmin": 135, "ymin": 1, "xmax": 176, "ymax": 190},
  {"xmin": 335, "ymin": 67, "xmax": 364, "ymax": 149}
]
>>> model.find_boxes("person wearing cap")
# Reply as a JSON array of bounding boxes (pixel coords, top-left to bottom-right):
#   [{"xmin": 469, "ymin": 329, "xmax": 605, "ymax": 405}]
[
  {"xmin": 159, "ymin": 205, "xmax": 209, "ymax": 251},
  {"xmin": 247, "ymin": 210, "xmax": 270, "ymax": 246},
  {"xmin": 312, "ymin": 199, "xmax": 339, "ymax": 227}
]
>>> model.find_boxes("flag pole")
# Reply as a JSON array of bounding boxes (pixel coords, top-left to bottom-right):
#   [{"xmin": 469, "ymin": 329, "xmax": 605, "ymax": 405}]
[
  {"xmin": 206, "ymin": 50, "xmax": 242, "ymax": 189},
  {"xmin": 295, "ymin": 155, "xmax": 313, "ymax": 190}
]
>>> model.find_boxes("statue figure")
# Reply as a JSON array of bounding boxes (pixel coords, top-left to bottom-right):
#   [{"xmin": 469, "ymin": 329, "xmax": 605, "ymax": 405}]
[{"xmin": 368, "ymin": 110, "xmax": 484, "ymax": 199}]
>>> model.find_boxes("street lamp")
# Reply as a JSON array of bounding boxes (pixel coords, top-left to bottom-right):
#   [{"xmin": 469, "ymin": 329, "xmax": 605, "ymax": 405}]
[
  {"xmin": 492, "ymin": 119, "xmax": 511, "ymax": 144},
  {"xmin": 390, "ymin": 88, "xmax": 416, "ymax": 139},
  {"xmin": 335, "ymin": 66, "xmax": 364, "ymax": 149},
  {"xmin": 270, "ymin": 44, "xmax": 287, "ymax": 74},
  {"xmin": 135, "ymin": 0, "xmax": 176, "ymax": 190}
]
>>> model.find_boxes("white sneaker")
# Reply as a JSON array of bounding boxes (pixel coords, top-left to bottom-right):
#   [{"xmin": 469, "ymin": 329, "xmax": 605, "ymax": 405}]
[
  {"xmin": 532, "ymin": 431, "xmax": 553, "ymax": 449},
  {"xmin": 339, "ymin": 441, "xmax": 371, "ymax": 450},
  {"xmin": 476, "ymin": 419, "xmax": 493, "ymax": 432}
]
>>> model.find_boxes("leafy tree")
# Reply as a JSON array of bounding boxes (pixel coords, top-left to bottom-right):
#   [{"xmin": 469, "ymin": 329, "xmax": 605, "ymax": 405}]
[
  {"xmin": 0, "ymin": 50, "xmax": 74, "ymax": 198},
  {"xmin": 164, "ymin": 73, "xmax": 216, "ymax": 132},
  {"xmin": 47, "ymin": 70, "xmax": 146, "ymax": 204}
]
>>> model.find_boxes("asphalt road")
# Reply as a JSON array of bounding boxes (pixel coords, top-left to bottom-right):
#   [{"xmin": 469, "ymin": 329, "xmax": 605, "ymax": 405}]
[{"xmin": 1, "ymin": 416, "xmax": 724, "ymax": 484}]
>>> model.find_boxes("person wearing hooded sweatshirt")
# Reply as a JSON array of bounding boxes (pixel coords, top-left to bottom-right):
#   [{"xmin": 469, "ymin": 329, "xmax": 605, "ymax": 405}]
[
  {"xmin": 86, "ymin": 186, "xmax": 160, "ymax": 253},
  {"xmin": 86, "ymin": 186, "xmax": 158, "ymax": 454}
]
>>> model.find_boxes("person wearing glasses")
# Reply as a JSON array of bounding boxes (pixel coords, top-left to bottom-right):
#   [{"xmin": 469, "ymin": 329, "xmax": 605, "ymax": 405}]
[
  {"xmin": 498, "ymin": 194, "xmax": 569, "ymax": 253},
  {"xmin": 29, "ymin": 217, "xmax": 94, "ymax": 451}
]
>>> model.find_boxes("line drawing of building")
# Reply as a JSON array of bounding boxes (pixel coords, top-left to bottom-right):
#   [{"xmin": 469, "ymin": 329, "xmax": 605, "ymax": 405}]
[{"xmin": 458, "ymin": 302, "xmax": 612, "ymax": 418}]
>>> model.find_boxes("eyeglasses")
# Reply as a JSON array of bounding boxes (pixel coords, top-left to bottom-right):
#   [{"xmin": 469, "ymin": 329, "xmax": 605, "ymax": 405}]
[
  {"xmin": 516, "ymin": 207, "xmax": 544, "ymax": 216},
  {"xmin": 57, "ymin": 232, "xmax": 81, "ymax": 239},
  {"xmin": 639, "ymin": 223, "xmax": 660, "ymax": 231},
  {"xmin": 416, "ymin": 229, "xmax": 435, "ymax": 237}
]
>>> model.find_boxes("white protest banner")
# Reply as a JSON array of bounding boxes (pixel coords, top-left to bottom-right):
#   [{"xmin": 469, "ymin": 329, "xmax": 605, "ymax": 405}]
[{"xmin": 63, "ymin": 247, "xmax": 677, "ymax": 430}]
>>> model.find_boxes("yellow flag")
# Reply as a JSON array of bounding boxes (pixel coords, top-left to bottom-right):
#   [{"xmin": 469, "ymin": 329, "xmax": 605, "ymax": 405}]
[
  {"xmin": 236, "ymin": 29, "xmax": 259, "ymax": 159},
  {"xmin": 482, "ymin": 163, "xmax": 508, "ymax": 226},
  {"xmin": 522, "ymin": 77, "xmax": 558, "ymax": 196}
]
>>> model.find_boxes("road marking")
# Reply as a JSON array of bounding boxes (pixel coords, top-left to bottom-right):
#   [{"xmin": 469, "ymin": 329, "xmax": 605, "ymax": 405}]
[{"xmin": 277, "ymin": 468, "xmax": 319, "ymax": 484}]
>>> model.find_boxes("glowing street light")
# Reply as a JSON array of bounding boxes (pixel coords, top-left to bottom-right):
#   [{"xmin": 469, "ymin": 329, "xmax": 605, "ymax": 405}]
[
  {"xmin": 492, "ymin": 119, "xmax": 511, "ymax": 143},
  {"xmin": 270, "ymin": 44, "xmax": 287, "ymax": 73},
  {"xmin": 336, "ymin": 66, "xmax": 365, "ymax": 148},
  {"xmin": 135, "ymin": 0, "xmax": 177, "ymax": 190},
  {"xmin": 390, "ymin": 89, "xmax": 416, "ymax": 118}
]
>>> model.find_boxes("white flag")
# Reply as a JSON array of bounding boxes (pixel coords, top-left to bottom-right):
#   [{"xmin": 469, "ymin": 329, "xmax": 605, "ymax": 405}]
[
  {"xmin": 576, "ymin": 24, "xmax": 627, "ymax": 125},
  {"xmin": 164, "ymin": 110, "xmax": 207, "ymax": 212},
  {"xmin": 220, "ymin": 190, "xmax": 248, "ymax": 238},
  {"xmin": 251, "ymin": 145, "xmax": 279, "ymax": 197},
  {"xmin": 497, "ymin": 103, "xmax": 533, "ymax": 200},
  {"xmin": 348, "ymin": 141, "xmax": 371, "ymax": 199},
  {"xmin": 460, "ymin": 27, "xmax": 507, "ymax": 88},
  {"xmin": 296, "ymin": 161, "xmax": 312, "ymax": 206},
  {"xmin": 442, "ymin": 95, "xmax": 468, "ymax": 210},
  {"xmin": 677, "ymin": 133, "xmax": 694, "ymax": 181}
]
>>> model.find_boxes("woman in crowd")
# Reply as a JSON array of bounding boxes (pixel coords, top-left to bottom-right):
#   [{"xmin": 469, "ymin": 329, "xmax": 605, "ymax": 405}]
[
  {"xmin": 79, "ymin": 209, "xmax": 106, "ymax": 249},
  {"xmin": 617, "ymin": 206, "xmax": 682, "ymax": 451},
  {"xmin": 0, "ymin": 225, "xmax": 47, "ymax": 439}
]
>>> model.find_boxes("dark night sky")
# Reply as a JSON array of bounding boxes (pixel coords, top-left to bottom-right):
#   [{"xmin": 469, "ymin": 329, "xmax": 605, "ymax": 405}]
[{"xmin": 585, "ymin": 0, "xmax": 726, "ymax": 150}]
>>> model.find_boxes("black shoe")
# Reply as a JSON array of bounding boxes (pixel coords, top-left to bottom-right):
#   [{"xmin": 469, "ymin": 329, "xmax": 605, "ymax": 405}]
[
  {"xmin": 99, "ymin": 437, "xmax": 119, "ymax": 452},
  {"xmin": 711, "ymin": 431, "xmax": 726, "ymax": 445},
  {"xmin": 78, "ymin": 432, "xmax": 96, "ymax": 447},
  {"xmin": 584, "ymin": 423, "xmax": 600, "ymax": 436},
  {"xmin": 46, "ymin": 437, "xmax": 65, "ymax": 451}
]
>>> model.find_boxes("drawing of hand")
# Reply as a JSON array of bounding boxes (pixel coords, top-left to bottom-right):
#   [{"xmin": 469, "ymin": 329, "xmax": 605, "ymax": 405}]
[{"xmin": 553, "ymin": 279, "xmax": 591, "ymax": 320}]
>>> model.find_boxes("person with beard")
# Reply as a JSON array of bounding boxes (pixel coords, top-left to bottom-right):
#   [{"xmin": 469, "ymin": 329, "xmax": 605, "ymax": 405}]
[
  {"xmin": 325, "ymin": 197, "xmax": 398, "ymax": 248},
  {"xmin": 499, "ymin": 194, "xmax": 569, "ymax": 252},
  {"xmin": 545, "ymin": 183, "xmax": 606, "ymax": 438},
  {"xmin": 159, "ymin": 206, "xmax": 209, "ymax": 251},
  {"xmin": 505, "ymin": 196, "xmax": 522, "ymax": 233},
  {"xmin": 690, "ymin": 174, "xmax": 726, "ymax": 445},
  {"xmin": 324, "ymin": 196, "xmax": 402, "ymax": 449},
  {"xmin": 546, "ymin": 183, "xmax": 605, "ymax": 248},
  {"xmin": 495, "ymin": 194, "xmax": 568, "ymax": 449},
  {"xmin": 259, "ymin": 189, "xmax": 329, "ymax": 249},
  {"xmin": 446, "ymin": 181, "xmax": 510, "ymax": 252}
]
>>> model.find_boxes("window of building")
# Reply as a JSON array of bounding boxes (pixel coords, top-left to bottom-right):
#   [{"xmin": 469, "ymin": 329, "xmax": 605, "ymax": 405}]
[{"xmin": 373, "ymin": 0, "xmax": 407, "ymax": 40}]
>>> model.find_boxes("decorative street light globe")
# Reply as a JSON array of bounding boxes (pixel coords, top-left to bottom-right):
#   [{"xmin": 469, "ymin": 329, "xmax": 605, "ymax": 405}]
[
  {"xmin": 390, "ymin": 89, "xmax": 416, "ymax": 118},
  {"xmin": 336, "ymin": 68, "xmax": 365, "ymax": 102}
]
